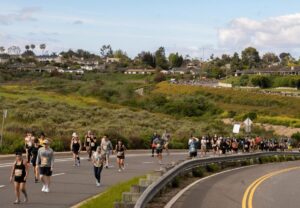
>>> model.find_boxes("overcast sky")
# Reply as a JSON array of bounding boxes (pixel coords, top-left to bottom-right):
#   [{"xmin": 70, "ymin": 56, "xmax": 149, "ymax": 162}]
[{"xmin": 1, "ymin": 0, "xmax": 300, "ymax": 58}]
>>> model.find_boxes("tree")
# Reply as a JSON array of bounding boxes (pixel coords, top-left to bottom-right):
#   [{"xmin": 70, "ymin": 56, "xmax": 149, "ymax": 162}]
[
  {"xmin": 155, "ymin": 47, "xmax": 169, "ymax": 70},
  {"xmin": 0, "ymin": 46, "xmax": 5, "ymax": 54},
  {"xmin": 40, "ymin": 44, "xmax": 46, "ymax": 55},
  {"xmin": 262, "ymin": 52, "xmax": 280, "ymax": 67},
  {"xmin": 230, "ymin": 52, "xmax": 242, "ymax": 71},
  {"xmin": 241, "ymin": 47, "xmax": 261, "ymax": 69},
  {"xmin": 25, "ymin": 45, "xmax": 30, "ymax": 51},
  {"xmin": 168, "ymin": 52, "xmax": 183, "ymax": 68},
  {"xmin": 30, "ymin": 44, "xmax": 36, "ymax": 51},
  {"xmin": 8, "ymin": 46, "xmax": 21, "ymax": 55},
  {"xmin": 279, "ymin": 52, "xmax": 293, "ymax": 66},
  {"xmin": 100, "ymin": 45, "xmax": 113, "ymax": 58},
  {"xmin": 22, "ymin": 50, "xmax": 35, "ymax": 57},
  {"xmin": 136, "ymin": 51, "xmax": 156, "ymax": 68}
]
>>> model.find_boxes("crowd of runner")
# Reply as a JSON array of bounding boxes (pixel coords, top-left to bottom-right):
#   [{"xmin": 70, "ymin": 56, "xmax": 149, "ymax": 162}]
[{"xmin": 9, "ymin": 130, "xmax": 293, "ymax": 204}]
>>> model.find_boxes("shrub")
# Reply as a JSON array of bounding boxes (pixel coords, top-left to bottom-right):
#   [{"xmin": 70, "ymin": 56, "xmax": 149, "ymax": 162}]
[
  {"xmin": 206, "ymin": 163, "xmax": 221, "ymax": 172},
  {"xmin": 251, "ymin": 76, "xmax": 272, "ymax": 88},
  {"xmin": 192, "ymin": 167, "xmax": 206, "ymax": 177}
]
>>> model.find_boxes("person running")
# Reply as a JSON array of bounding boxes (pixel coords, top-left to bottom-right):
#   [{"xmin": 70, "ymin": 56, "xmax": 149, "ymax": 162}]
[
  {"xmin": 162, "ymin": 131, "xmax": 171, "ymax": 156},
  {"xmin": 90, "ymin": 133, "xmax": 97, "ymax": 154},
  {"xmin": 188, "ymin": 136, "xmax": 199, "ymax": 158},
  {"xmin": 211, "ymin": 135, "xmax": 219, "ymax": 155},
  {"xmin": 150, "ymin": 132, "xmax": 158, "ymax": 157},
  {"xmin": 200, "ymin": 136, "xmax": 207, "ymax": 157},
  {"xmin": 92, "ymin": 146, "xmax": 105, "ymax": 187},
  {"xmin": 10, "ymin": 152, "xmax": 29, "ymax": 204},
  {"xmin": 37, "ymin": 139, "xmax": 54, "ymax": 193},
  {"xmin": 153, "ymin": 135, "xmax": 164, "ymax": 166},
  {"xmin": 38, "ymin": 132, "xmax": 49, "ymax": 147},
  {"xmin": 115, "ymin": 140, "xmax": 126, "ymax": 172},
  {"xmin": 24, "ymin": 131, "xmax": 34, "ymax": 163},
  {"xmin": 70, "ymin": 133, "xmax": 82, "ymax": 167},
  {"xmin": 85, "ymin": 130, "xmax": 93, "ymax": 161},
  {"xmin": 31, "ymin": 139, "xmax": 41, "ymax": 183},
  {"xmin": 101, "ymin": 136, "xmax": 113, "ymax": 169}
]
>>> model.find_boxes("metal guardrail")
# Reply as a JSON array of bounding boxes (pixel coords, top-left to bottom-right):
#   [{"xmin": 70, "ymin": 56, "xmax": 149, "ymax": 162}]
[{"xmin": 134, "ymin": 151, "xmax": 300, "ymax": 208}]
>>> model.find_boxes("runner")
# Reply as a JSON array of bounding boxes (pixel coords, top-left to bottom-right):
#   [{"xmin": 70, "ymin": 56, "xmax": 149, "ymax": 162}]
[
  {"xmin": 92, "ymin": 146, "xmax": 105, "ymax": 187},
  {"xmin": 31, "ymin": 139, "xmax": 41, "ymax": 183},
  {"xmin": 101, "ymin": 135, "xmax": 113, "ymax": 168},
  {"xmin": 70, "ymin": 133, "xmax": 82, "ymax": 167},
  {"xmin": 188, "ymin": 136, "xmax": 199, "ymax": 158},
  {"xmin": 200, "ymin": 136, "xmax": 207, "ymax": 157},
  {"xmin": 153, "ymin": 135, "xmax": 164, "ymax": 166},
  {"xmin": 10, "ymin": 152, "xmax": 29, "ymax": 204},
  {"xmin": 90, "ymin": 133, "xmax": 97, "ymax": 155},
  {"xmin": 37, "ymin": 139, "xmax": 54, "ymax": 193},
  {"xmin": 24, "ymin": 131, "xmax": 34, "ymax": 163},
  {"xmin": 162, "ymin": 131, "xmax": 171, "ymax": 156},
  {"xmin": 85, "ymin": 130, "xmax": 93, "ymax": 161},
  {"xmin": 38, "ymin": 132, "xmax": 47, "ymax": 147},
  {"xmin": 211, "ymin": 135, "xmax": 219, "ymax": 155},
  {"xmin": 150, "ymin": 132, "xmax": 158, "ymax": 157},
  {"xmin": 114, "ymin": 140, "xmax": 126, "ymax": 172}
]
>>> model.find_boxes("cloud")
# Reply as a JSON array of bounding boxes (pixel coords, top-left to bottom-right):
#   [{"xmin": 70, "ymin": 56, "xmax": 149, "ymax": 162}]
[
  {"xmin": 0, "ymin": 7, "xmax": 41, "ymax": 25},
  {"xmin": 73, "ymin": 20, "xmax": 83, "ymax": 25},
  {"xmin": 218, "ymin": 13, "xmax": 300, "ymax": 53}
]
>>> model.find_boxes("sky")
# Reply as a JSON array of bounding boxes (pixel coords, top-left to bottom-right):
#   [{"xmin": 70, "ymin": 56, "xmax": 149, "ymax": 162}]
[{"xmin": 1, "ymin": 0, "xmax": 300, "ymax": 58}]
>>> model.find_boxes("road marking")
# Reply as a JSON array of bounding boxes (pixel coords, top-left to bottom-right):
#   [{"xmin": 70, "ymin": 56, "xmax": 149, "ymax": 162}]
[
  {"xmin": 52, "ymin": 173, "xmax": 65, "ymax": 177},
  {"xmin": 0, "ymin": 185, "xmax": 5, "ymax": 188},
  {"xmin": 143, "ymin": 162, "xmax": 154, "ymax": 164},
  {"xmin": 164, "ymin": 165, "xmax": 256, "ymax": 208},
  {"xmin": 242, "ymin": 166, "xmax": 300, "ymax": 208}
]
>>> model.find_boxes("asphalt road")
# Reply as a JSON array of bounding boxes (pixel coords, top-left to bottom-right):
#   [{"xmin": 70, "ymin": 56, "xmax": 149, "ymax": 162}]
[
  {"xmin": 171, "ymin": 160, "xmax": 300, "ymax": 208},
  {"xmin": 0, "ymin": 150, "xmax": 187, "ymax": 208}
]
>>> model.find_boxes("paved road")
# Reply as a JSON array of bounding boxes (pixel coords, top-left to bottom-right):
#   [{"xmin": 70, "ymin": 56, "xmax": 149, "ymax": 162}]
[
  {"xmin": 0, "ymin": 150, "xmax": 188, "ymax": 208},
  {"xmin": 171, "ymin": 160, "xmax": 300, "ymax": 208}
]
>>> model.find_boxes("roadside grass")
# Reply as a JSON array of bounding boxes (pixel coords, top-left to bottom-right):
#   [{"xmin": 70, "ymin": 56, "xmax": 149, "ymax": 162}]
[
  {"xmin": 79, "ymin": 176, "xmax": 144, "ymax": 208},
  {"xmin": 154, "ymin": 82, "xmax": 300, "ymax": 125}
]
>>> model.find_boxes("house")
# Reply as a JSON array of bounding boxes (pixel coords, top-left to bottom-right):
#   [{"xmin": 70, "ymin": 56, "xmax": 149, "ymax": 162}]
[
  {"xmin": 106, "ymin": 57, "xmax": 120, "ymax": 63},
  {"xmin": 36, "ymin": 55, "xmax": 62, "ymax": 63},
  {"xmin": 170, "ymin": 67, "xmax": 187, "ymax": 75},
  {"xmin": 124, "ymin": 68, "xmax": 156, "ymax": 75},
  {"xmin": 0, "ymin": 57, "xmax": 9, "ymax": 64},
  {"xmin": 235, "ymin": 67, "xmax": 300, "ymax": 76},
  {"xmin": 160, "ymin": 70, "xmax": 171, "ymax": 75}
]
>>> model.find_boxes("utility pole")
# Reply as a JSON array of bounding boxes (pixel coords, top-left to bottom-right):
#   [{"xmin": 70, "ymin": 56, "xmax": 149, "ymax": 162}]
[{"xmin": 0, "ymin": 109, "xmax": 7, "ymax": 147}]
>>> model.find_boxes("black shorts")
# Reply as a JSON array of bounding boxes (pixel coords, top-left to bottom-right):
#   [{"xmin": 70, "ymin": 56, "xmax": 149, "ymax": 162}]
[
  {"xmin": 117, "ymin": 156, "xmax": 125, "ymax": 159},
  {"xmin": 39, "ymin": 167, "xmax": 52, "ymax": 176},
  {"xmin": 190, "ymin": 152, "xmax": 197, "ymax": 157},
  {"xmin": 156, "ymin": 149, "xmax": 163, "ymax": 154},
  {"xmin": 31, "ymin": 158, "xmax": 37, "ymax": 166},
  {"xmin": 72, "ymin": 150, "xmax": 79, "ymax": 155},
  {"xmin": 14, "ymin": 176, "xmax": 26, "ymax": 183}
]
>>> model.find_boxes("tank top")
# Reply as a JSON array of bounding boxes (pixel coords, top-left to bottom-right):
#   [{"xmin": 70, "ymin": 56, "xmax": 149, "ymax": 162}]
[
  {"xmin": 72, "ymin": 140, "xmax": 80, "ymax": 151},
  {"xmin": 14, "ymin": 160, "xmax": 26, "ymax": 178},
  {"xmin": 116, "ymin": 145, "xmax": 125, "ymax": 156}
]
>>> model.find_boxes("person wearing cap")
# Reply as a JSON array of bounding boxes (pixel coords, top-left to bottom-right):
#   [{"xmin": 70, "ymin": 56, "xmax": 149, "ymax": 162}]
[
  {"xmin": 70, "ymin": 132, "xmax": 82, "ymax": 167},
  {"xmin": 92, "ymin": 146, "xmax": 105, "ymax": 186},
  {"xmin": 37, "ymin": 139, "xmax": 54, "ymax": 193},
  {"xmin": 10, "ymin": 152, "xmax": 29, "ymax": 204}
]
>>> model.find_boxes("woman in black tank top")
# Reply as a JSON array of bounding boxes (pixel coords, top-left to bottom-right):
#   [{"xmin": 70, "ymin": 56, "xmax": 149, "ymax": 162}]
[
  {"xmin": 10, "ymin": 152, "xmax": 28, "ymax": 204},
  {"xmin": 114, "ymin": 140, "xmax": 126, "ymax": 172},
  {"xmin": 70, "ymin": 133, "xmax": 82, "ymax": 167}
]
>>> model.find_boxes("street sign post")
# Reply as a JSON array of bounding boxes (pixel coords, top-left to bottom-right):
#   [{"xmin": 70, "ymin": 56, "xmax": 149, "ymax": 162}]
[
  {"xmin": 0, "ymin": 109, "xmax": 8, "ymax": 147},
  {"xmin": 244, "ymin": 117, "xmax": 253, "ymax": 133}
]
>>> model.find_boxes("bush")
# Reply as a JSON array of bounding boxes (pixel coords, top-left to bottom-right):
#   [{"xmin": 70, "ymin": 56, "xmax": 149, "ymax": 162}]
[
  {"xmin": 251, "ymin": 76, "xmax": 272, "ymax": 88},
  {"xmin": 192, "ymin": 167, "xmax": 206, "ymax": 177},
  {"xmin": 206, "ymin": 163, "xmax": 221, "ymax": 172}
]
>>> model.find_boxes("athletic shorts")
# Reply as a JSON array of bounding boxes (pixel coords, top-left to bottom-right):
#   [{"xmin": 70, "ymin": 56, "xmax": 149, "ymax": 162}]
[
  {"xmin": 14, "ymin": 176, "xmax": 26, "ymax": 183},
  {"xmin": 31, "ymin": 158, "xmax": 37, "ymax": 166},
  {"xmin": 156, "ymin": 149, "xmax": 163, "ymax": 154},
  {"xmin": 190, "ymin": 152, "xmax": 197, "ymax": 157},
  {"xmin": 39, "ymin": 167, "xmax": 52, "ymax": 176}
]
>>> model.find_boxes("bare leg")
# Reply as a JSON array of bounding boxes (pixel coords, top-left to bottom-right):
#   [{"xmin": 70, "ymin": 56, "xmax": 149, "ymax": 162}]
[
  {"xmin": 20, "ymin": 183, "xmax": 28, "ymax": 202},
  {"xmin": 14, "ymin": 182, "xmax": 20, "ymax": 203}
]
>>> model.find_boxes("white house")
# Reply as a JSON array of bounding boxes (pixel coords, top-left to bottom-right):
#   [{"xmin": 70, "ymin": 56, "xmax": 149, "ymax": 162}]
[{"xmin": 124, "ymin": 68, "xmax": 156, "ymax": 75}]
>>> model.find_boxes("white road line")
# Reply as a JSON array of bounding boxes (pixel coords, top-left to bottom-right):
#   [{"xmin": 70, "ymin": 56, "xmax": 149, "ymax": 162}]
[
  {"xmin": 0, "ymin": 185, "xmax": 5, "ymax": 188},
  {"xmin": 164, "ymin": 165, "xmax": 256, "ymax": 208},
  {"xmin": 52, "ymin": 173, "xmax": 65, "ymax": 177},
  {"xmin": 143, "ymin": 162, "xmax": 154, "ymax": 164}
]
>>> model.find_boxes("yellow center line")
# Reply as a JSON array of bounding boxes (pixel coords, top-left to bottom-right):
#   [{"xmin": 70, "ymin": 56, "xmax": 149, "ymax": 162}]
[{"xmin": 242, "ymin": 166, "xmax": 300, "ymax": 208}]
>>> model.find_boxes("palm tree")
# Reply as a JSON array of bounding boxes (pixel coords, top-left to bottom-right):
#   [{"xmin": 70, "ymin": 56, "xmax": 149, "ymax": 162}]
[
  {"xmin": 40, "ymin": 44, "xmax": 46, "ymax": 55},
  {"xmin": 30, "ymin": 44, "xmax": 36, "ymax": 51},
  {"xmin": 0, "ymin": 46, "xmax": 5, "ymax": 54},
  {"xmin": 25, "ymin": 45, "xmax": 30, "ymax": 51}
]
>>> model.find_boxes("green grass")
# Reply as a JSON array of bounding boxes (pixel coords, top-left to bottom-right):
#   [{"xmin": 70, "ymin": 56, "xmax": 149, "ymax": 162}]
[{"xmin": 79, "ymin": 176, "xmax": 144, "ymax": 208}]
